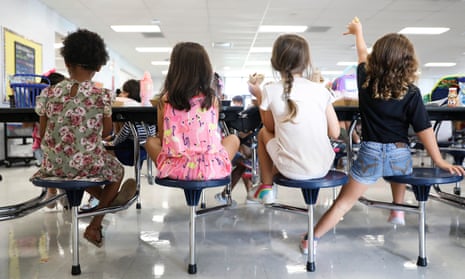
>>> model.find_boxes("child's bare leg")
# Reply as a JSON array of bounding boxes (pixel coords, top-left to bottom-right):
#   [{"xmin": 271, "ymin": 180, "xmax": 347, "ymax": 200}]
[
  {"xmin": 222, "ymin": 135, "xmax": 240, "ymax": 160},
  {"xmin": 390, "ymin": 182, "xmax": 406, "ymax": 204},
  {"xmin": 388, "ymin": 182, "xmax": 406, "ymax": 224},
  {"xmin": 314, "ymin": 177, "xmax": 368, "ymax": 238},
  {"xmin": 145, "ymin": 136, "xmax": 162, "ymax": 165},
  {"xmin": 257, "ymin": 128, "xmax": 276, "ymax": 185}
]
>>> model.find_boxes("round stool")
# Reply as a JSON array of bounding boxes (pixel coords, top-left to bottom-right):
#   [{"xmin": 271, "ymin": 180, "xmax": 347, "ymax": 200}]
[
  {"xmin": 31, "ymin": 178, "xmax": 108, "ymax": 275},
  {"xmin": 384, "ymin": 167, "xmax": 463, "ymax": 267},
  {"xmin": 273, "ymin": 170, "xmax": 348, "ymax": 272},
  {"xmin": 155, "ymin": 176, "xmax": 231, "ymax": 274}
]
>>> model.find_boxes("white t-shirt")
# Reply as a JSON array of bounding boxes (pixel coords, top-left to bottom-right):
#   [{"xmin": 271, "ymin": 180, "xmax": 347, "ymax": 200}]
[{"xmin": 260, "ymin": 77, "xmax": 335, "ymax": 179}]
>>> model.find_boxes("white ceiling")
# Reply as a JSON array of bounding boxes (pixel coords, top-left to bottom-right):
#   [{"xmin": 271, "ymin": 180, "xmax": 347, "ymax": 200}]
[{"xmin": 40, "ymin": 0, "xmax": 465, "ymax": 82}]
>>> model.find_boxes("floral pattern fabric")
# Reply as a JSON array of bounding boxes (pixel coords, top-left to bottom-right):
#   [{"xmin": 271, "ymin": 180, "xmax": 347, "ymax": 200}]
[
  {"xmin": 32, "ymin": 79, "xmax": 123, "ymax": 182},
  {"xmin": 156, "ymin": 95, "xmax": 231, "ymax": 180}
]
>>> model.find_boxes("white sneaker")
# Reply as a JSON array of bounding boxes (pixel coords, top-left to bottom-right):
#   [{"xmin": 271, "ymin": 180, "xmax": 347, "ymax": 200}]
[
  {"xmin": 247, "ymin": 184, "xmax": 276, "ymax": 204},
  {"xmin": 214, "ymin": 192, "xmax": 237, "ymax": 207}
]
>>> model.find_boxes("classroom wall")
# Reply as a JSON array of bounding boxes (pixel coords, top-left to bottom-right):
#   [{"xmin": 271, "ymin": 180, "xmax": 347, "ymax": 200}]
[{"xmin": 0, "ymin": 0, "xmax": 144, "ymax": 98}]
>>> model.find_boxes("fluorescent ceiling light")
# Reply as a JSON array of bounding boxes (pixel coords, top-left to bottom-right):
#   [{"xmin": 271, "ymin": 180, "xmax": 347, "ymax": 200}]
[
  {"xmin": 336, "ymin": 61, "xmax": 358, "ymax": 66},
  {"xmin": 398, "ymin": 27, "xmax": 449, "ymax": 35},
  {"xmin": 161, "ymin": 70, "xmax": 168, "ymax": 75},
  {"xmin": 151, "ymin": 61, "xmax": 170, "ymax": 66},
  {"xmin": 54, "ymin": 43, "xmax": 63, "ymax": 49},
  {"xmin": 424, "ymin": 62, "xmax": 456, "ymax": 67},
  {"xmin": 111, "ymin": 25, "xmax": 161, "ymax": 33},
  {"xmin": 250, "ymin": 47, "xmax": 272, "ymax": 53},
  {"xmin": 258, "ymin": 25, "xmax": 308, "ymax": 33},
  {"xmin": 136, "ymin": 47, "xmax": 172, "ymax": 53}
]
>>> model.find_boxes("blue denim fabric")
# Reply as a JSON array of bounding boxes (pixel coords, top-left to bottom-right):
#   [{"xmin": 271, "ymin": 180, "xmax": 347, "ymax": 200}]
[{"xmin": 350, "ymin": 141, "xmax": 412, "ymax": 185}]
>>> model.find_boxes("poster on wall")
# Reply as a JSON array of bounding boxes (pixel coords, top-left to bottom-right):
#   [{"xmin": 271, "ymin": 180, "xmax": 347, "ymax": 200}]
[
  {"xmin": 14, "ymin": 41, "xmax": 35, "ymax": 74},
  {"xmin": 3, "ymin": 28, "xmax": 42, "ymax": 103}
]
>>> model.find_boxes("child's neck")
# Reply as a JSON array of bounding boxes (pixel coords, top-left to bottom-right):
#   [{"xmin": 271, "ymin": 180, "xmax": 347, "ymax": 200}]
[{"xmin": 68, "ymin": 65, "xmax": 96, "ymax": 82}]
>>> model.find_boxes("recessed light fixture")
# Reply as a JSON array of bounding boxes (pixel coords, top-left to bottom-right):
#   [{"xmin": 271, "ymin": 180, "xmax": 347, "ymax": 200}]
[
  {"xmin": 151, "ymin": 61, "xmax": 170, "ymax": 66},
  {"xmin": 250, "ymin": 47, "xmax": 272, "ymax": 53},
  {"xmin": 258, "ymin": 25, "xmax": 308, "ymax": 33},
  {"xmin": 398, "ymin": 27, "xmax": 449, "ymax": 35},
  {"xmin": 336, "ymin": 61, "xmax": 358, "ymax": 66},
  {"xmin": 424, "ymin": 62, "xmax": 456, "ymax": 67},
  {"xmin": 212, "ymin": 42, "xmax": 233, "ymax": 48},
  {"xmin": 111, "ymin": 25, "xmax": 161, "ymax": 33},
  {"xmin": 136, "ymin": 47, "xmax": 172, "ymax": 53}
]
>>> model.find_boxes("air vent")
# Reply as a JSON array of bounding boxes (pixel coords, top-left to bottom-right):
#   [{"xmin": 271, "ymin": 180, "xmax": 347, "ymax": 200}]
[{"xmin": 142, "ymin": 32, "xmax": 165, "ymax": 38}]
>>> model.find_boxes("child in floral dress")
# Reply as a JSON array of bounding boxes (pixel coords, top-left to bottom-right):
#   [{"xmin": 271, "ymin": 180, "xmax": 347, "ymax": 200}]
[{"xmin": 32, "ymin": 29, "xmax": 136, "ymax": 247}]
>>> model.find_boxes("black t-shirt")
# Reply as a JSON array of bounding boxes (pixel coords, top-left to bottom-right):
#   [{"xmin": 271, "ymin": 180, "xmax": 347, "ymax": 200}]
[{"xmin": 357, "ymin": 63, "xmax": 431, "ymax": 143}]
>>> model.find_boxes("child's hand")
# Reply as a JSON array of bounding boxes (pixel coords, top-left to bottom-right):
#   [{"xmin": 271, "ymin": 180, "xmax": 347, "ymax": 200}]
[
  {"xmin": 436, "ymin": 161, "xmax": 465, "ymax": 176},
  {"xmin": 343, "ymin": 16, "xmax": 362, "ymax": 36}
]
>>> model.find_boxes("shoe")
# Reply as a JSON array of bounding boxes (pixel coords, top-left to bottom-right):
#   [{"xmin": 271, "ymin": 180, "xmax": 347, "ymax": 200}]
[
  {"xmin": 84, "ymin": 225, "xmax": 103, "ymax": 248},
  {"xmin": 110, "ymin": 178, "xmax": 137, "ymax": 207},
  {"xmin": 388, "ymin": 210, "xmax": 405, "ymax": 225},
  {"xmin": 44, "ymin": 190, "xmax": 57, "ymax": 209},
  {"xmin": 300, "ymin": 234, "xmax": 317, "ymax": 256},
  {"xmin": 214, "ymin": 192, "xmax": 227, "ymax": 204},
  {"xmin": 80, "ymin": 196, "xmax": 100, "ymax": 212},
  {"xmin": 247, "ymin": 184, "xmax": 276, "ymax": 204},
  {"xmin": 214, "ymin": 192, "xmax": 237, "ymax": 206}
]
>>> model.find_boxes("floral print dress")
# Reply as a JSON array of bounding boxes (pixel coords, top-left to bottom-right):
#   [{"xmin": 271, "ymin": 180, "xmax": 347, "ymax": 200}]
[
  {"xmin": 156, "ymin": 95, "xmax": 231, "ymax": 180},
  {"xmin": 32, "ymin": 79, "xmax": 123, "ymax": 182}
]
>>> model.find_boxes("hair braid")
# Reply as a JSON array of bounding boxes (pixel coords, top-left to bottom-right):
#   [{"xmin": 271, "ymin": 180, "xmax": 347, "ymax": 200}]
[{"xmin": 282, "ymin": 71, "xmax": 298, "ymax": 122}]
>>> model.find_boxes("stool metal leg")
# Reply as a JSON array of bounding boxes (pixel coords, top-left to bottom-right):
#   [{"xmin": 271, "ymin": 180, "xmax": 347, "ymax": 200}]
[
  {"xmin": 417, "ymin": 201, "xmax": 427, "ymax": 266},
  {"xmin": 307, "ymin": 204, "xmax": 315, "ymax": 272},
  {"xmin": 188, "ymin": 205, "xmax": 197, "ymax": 274},
  {"xmin": 71, "ymin": 205, "xmax": 81, "ymax": 275}
]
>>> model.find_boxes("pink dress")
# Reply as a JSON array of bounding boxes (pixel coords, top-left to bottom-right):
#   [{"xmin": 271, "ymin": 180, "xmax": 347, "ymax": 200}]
[{"xmin": 156, "ymin": 95, "xmax": 231, "ymax": 180}]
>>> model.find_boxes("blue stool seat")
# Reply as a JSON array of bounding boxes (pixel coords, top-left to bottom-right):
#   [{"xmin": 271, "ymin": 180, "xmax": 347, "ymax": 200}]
[
  {"xmin": 273, "ymin": 170, "xmax": 348, "ymax": 272},
  {"xmin": 155, "ymin": 176, "xmax": 231, "ymax": 274},
  {"xmin": 31, "ymin": 177, "xmax": 108, "ymax": 275},
  {"xmin": 384, "ymin": 167, "xmax": 463, "ymax": 267}
]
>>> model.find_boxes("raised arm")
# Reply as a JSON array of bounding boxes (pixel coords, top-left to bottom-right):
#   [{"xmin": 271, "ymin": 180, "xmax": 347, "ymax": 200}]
[{"xmin": 343, "ymin": 17, "xmax": 367, "ymax": 64}]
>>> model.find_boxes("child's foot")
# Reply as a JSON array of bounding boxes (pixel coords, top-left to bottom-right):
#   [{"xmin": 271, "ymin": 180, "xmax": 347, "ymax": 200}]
[
  {"xmin": 388, "ymin": 210, "xmax": 405, "ymax": 225},
  {"xmin": 299, "ymin": 234, "xmax": 317, "ymax": 256},
  {"xmin": 247, "ymin": 184, "xmax": 276, "ymax": 204},
  {"xmin": 110, "ymin": 178, "xmax": 137, "ymax": 207},
  {"xmin": 84, "ymin": 225, "xmax": 103, "ymax": 248}
]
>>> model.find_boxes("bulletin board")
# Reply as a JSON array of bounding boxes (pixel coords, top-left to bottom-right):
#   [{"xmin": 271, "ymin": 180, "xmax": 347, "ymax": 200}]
[{"xmin": 3, "ymin": 28, "xmax": 42, "ymax": 102}]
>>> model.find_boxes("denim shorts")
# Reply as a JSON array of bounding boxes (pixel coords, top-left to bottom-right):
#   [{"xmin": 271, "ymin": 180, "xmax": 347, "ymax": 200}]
[{"xmin": 350, "ymin": 141, "xmax": 412, "ymax": 185}]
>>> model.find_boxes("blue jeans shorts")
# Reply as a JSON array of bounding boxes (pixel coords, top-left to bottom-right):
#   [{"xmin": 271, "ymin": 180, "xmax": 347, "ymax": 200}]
[{"xmin": 350, "ymin": 141, "xmax": 412, "ymax": 185}]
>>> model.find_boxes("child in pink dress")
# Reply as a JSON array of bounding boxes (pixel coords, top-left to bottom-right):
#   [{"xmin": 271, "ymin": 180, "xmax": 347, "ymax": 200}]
[{"xmin": 146, "ymin": 42, "xmax": 239, "ymax": 180}]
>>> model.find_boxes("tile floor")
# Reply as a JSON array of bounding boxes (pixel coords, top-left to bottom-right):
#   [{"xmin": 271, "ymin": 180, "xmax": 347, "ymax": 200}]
[{"xmin": 1, "ymin": 161, "xmax": 465, "ymax": 279}]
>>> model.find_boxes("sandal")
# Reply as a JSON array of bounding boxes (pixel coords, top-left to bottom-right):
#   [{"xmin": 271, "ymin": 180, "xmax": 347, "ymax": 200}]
[{"xmin": 84, "ymin": 225, "xmax": 103, "ymax": 248}]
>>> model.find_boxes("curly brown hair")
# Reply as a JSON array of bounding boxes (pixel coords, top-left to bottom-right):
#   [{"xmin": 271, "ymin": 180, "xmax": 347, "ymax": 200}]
[
  {"xmin": 60, "ymin": 29, "xmax": 109, "ymax": 71},
  {"xmin": 363, "ymin": 33, "xmax": 418, "ymax": 100},
  {"xmin": 271, "ymin": 34, "xmax": 311, "ymax": 122}
]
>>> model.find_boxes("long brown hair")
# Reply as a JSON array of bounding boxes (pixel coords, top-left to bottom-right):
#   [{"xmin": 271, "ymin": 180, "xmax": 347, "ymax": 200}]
[
  {"xmin": 162, "ymin": 42, "xmax": 215, "ymax": 111},
  {"xmin": 271, "ymin": 34, "xmax": 311, "ymax": 122},
  {"xmin": 363, "ymin": 33, "xmax": 418, "ymax": 100}
]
